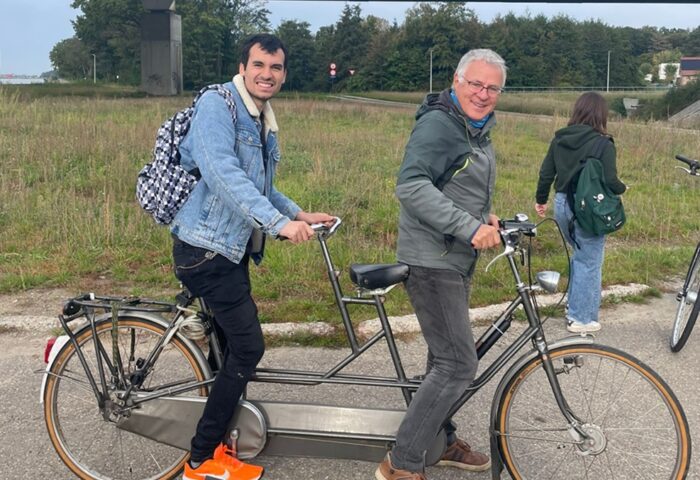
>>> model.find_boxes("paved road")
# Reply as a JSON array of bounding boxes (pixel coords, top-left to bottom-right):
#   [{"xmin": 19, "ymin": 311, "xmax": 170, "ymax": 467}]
[{"xmin": 2, "ymin": 291, "xmax": 698, "ymax": 479}]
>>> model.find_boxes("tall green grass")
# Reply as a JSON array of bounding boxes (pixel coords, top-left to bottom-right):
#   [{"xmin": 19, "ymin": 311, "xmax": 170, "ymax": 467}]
[
  {"xmin": 361, "ymin": 89, "xmax": 667, "ymax": 118},
  {"xmin": 0, "ymin": 85, "xmax": 699, "ymax": 328}
]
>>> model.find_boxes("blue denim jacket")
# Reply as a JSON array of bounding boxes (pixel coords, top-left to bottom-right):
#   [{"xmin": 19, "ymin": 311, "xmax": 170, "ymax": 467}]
[{"xmin": 170, "ymin": 79, "xmax": 301, "ymax": 264}]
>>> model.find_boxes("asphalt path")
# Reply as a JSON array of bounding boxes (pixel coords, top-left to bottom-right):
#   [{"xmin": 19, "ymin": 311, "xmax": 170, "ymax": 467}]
[{"xmin": 2, "ymin": 290, "xmax": 698, "ymax": 479}]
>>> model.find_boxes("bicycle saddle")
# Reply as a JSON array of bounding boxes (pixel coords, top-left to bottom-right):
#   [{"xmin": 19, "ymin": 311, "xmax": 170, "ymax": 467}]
[{"xmin": 349, "ymin": 263, "xmax": 409, "ymax": 290}]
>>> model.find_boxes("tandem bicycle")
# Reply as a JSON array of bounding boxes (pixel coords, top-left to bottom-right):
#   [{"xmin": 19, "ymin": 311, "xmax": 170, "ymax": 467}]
[{"xmin": 41, "ymin": 215, "xmax": 691, "ymax": 479}]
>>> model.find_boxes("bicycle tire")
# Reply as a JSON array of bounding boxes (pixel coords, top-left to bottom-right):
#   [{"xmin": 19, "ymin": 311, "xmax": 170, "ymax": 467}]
[
  {"xmin": 496, "ymin": 344, "xmax": 690, "ymax": 480},
  {"xmin": 671, "ymin": 250, "xmax": 700, "ymax": 352},
  {"xmin": 44, "ymin": 316, "xmax": 209, "ymax": 480}
]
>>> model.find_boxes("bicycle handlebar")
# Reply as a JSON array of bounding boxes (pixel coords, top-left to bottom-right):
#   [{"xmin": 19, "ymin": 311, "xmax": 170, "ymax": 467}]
[
  {"xmin": 311, "ymin": 216, "xmax": 342, "ymax": 237},
  {"xmin": 675, "ymin": 154, "xmax": 700, "ymax": 175},
  {"xmin": 486, "ymin": 214, "xmax": 537, "ymax": 271}
]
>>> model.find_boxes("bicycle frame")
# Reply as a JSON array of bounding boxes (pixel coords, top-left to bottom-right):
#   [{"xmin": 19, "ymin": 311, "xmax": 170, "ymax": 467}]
[{"xmin": 41, "ymin": 216, "xmax": 594, "ymax": 478}]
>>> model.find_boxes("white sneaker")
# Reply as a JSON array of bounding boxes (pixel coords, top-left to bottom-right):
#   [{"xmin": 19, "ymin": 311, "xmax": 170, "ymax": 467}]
[{"xmin": 567, "ymin": 320, "xmax": 601, "ymax": 333}]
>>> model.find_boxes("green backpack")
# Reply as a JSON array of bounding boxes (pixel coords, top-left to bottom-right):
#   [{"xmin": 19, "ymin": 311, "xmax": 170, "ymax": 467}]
[{"xmin": 567, "ymin": 136, "xmax": 626, "ymax": 237}]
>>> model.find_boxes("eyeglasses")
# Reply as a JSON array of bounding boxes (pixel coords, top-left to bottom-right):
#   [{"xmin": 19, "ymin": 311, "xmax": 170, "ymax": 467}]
[{"xmin": 461, "ymin": 79, "xmax": 503, "ymax": 96}]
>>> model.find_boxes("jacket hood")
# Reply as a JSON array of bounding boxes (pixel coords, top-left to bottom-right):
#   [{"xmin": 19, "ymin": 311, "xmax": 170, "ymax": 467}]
[
  {"xmin": 554, "ymin": 124, "xmax": 601, "ymax": 150},
  {"xmin": 416, "ymin": 89, "xmax": 459, "ymax": 121}
]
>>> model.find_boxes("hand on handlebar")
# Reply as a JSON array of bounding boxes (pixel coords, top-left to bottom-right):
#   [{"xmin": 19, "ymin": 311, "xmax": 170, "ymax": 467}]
[
  {"xmin": 279, "ymin": 220, "xmax": 315, "ymax": 244},
  {"xmin": 296, "ymin": 211, "xmax": 336, "ymax": 228},
  {"xmin": 471, "ymin": 223, "xmax": 501, "ymax": 250}
]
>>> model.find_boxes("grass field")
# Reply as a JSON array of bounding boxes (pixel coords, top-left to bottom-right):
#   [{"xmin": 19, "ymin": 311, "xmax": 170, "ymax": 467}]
[{"xmin": 1, "ymin": 84, "xmax": 699, "ymax": 333}]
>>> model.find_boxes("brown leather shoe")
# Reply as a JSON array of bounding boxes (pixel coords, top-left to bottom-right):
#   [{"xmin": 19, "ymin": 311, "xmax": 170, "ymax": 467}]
[
  {"xmin": 375, "ymin": 453, "xmax": 427, "ymax": 480},
  {"xmin": 436, "ymin": 438, "xmax": 491, "ymax": 472}
]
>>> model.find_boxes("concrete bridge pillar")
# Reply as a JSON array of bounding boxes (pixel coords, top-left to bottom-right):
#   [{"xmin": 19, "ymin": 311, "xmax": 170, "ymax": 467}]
[{"xmin": 141, "ymin": 0, "xmax": 182, "ymax": 96}]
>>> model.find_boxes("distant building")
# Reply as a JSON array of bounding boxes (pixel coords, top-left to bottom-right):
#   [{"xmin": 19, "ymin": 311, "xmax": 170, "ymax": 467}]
[
  {"xmin": 644, "ymin": 62, "xmax": 681, "ymax": 83},
  {"xmin": 644, "ymin": 63, "xmax": 681, "ymax": 83},
  {"xmin": 678, "ymin": 57, "xmax": 700, "ymax": 86}
]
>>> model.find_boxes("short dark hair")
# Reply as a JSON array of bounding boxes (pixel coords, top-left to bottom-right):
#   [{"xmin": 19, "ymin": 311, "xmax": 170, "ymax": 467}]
[
  {"xmin": 240, "ymin": 34, "xmax": 288, "ymax": 70},
  {"xmin": 568, "ymin": 92, "xmax": 608, "ymax": 134}
]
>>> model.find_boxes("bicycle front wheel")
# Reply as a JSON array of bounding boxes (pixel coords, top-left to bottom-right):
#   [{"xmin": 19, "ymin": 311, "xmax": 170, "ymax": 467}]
[
  {"xmin": 671, "ymin": 250, "xmax": 700, "ymax": 352},
  {"xmin": 44, "ymin": 316, "xmax": 209, "ymax": 480},
  {"xmin": 496, "ymin": 344, "xmax": 690, "ymax": 480}
]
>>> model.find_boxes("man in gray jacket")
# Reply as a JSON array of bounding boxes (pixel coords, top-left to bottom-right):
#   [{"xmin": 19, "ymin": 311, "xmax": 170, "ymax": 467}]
[{"xmin": 376, "ymin": 49, "xmax": 507, "ymax": 480}]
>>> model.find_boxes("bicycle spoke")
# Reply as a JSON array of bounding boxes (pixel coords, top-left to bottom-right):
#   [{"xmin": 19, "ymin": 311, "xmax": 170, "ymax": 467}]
[
  {"xmin": 573, "ymin": 354, "xmax": 601, "ymax": 423},
  {"xmin": 508, "ymin": 387, "xmax": 568, "ymax": 419},
  {"xmin": 607, "ymin": 443, "xmax": 677, "ymax": 471},
  {"xmin": 499, "ymin": 346, "xmax": 688, "ymax": 480},
  {"xmin": 613, "ymin": 446, "xmax": 661, "ymax": 480},
  {"xmin": 45, "ymin": 317, "xmax": 206, "ymax": 479}
]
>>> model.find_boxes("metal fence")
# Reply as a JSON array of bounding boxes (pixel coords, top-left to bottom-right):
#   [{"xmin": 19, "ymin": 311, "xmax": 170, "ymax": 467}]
[{"xmin": 504, "ymin": 85, "xmax": 673, "ymax": 93}]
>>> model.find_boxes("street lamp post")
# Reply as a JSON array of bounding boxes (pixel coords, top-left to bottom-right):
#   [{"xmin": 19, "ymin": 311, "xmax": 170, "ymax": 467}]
[
  {"xmin": 429, "ymin": 47, "xmax": 434, "ymax": 93},
  {"xmin": 606, "ymin": 50, "xmax": 611, "ymax": 93},
  {"xmin": 92, "ymin": 54, "xmax": 96, "ymax": 84}
]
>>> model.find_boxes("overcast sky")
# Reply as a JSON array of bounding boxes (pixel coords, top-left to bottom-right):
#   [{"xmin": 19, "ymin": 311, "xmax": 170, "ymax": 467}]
[{"xmin": 1, "ymin": 1, "xmax": 699, "ymax": 75}]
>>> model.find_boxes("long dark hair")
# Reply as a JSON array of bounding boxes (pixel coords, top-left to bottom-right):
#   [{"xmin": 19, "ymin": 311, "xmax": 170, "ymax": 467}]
[{"xmin": 568, "ymin": 92, "xmax": 608, "ymax": 135}]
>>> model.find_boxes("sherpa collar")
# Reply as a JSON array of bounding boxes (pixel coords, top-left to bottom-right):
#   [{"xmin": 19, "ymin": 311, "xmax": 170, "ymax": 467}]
[{"xmin": 233, "ymin": 74, "xmax": 279, "ymax": 135}]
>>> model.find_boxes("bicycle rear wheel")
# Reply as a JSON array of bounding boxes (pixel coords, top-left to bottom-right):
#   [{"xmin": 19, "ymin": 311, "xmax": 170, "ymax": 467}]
[
  {"xmin": 496, "ymin": 344, "xmax": 690, "ymax": 480},
  {"xmin": 44, "ymin": 316, "xmax": 209, "ymax": 480},
  {"xmin": 671, "ymin": 248, "xmax": 700, "ymax": 352}
]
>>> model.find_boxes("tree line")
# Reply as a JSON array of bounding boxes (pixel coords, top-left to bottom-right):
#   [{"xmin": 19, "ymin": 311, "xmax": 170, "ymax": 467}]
[{"xmin": 49, "ymin": 0, "xmax": 700, "ymax": 92}]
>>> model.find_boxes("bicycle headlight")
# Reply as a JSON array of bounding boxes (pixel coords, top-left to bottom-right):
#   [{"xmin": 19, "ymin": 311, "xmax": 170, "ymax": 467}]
[{"xmin": 536, "ymin": 271, "xmax": 560, "ymax": 294}]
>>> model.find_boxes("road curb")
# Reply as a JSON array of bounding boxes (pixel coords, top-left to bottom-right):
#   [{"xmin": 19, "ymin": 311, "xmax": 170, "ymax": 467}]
[
  {"xmin": 0, "ymin": 283, "xmax": 651, "ymax": 339},
  {"xmin": 264, "ymin": 282, "xmax": 651, "ymax": 339}
]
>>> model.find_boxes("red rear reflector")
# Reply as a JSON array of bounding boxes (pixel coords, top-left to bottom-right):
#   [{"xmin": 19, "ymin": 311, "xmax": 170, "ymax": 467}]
[{"xmin": 44, "ymin": 337, "xmax": 56, "ymax": 364}]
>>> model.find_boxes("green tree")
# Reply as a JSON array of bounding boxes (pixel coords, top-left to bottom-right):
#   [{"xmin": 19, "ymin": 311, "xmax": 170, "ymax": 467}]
[
  {"xmin": 484, "ymin": 13, "xmax": 548, "ymax": 87},
  {"xmin": 276, "ymin": 20, "xmax": 315, "ymax": 91},
  {"xmin": 639, "ymin": 62, "xmax": 653, "ymax": 80},
  {"xmin": 312, "ymin": 25, "xmax": 336, "ymax": 91},
  {"xmin": 328, "ymin": 4, "xmax": 372, "ymax": 89},
  {"xmin": 388, "ymin": 3, "xmax": 482, "ymax": 91},
  {"xmin": 71, "ymin": 0, "xmax": 143, "ymax": 83},
  {"xmin": 347, "ymin": 18, "xmax": 400, "ymax": 91},
  {"xmin": 685, "ymin": 26, "xmax": 700, "ymax": 56},
  {"xmin": 68, "ymin": 0, "xmax": 270, "ymax": 88},
  {"xmin": 664, "ymin": 63, "xmax": 678, "ymax": 83},
  {"xmin": 540, "ymin": 15, "xmax": 586, "ymax": 86},
  {"xmin": 49, "ymin": 37, "xmax": 91, "ymax": 80},
  {"xmin": 177, "ymin": 0, "xmax": 270, "ymax": 89}
]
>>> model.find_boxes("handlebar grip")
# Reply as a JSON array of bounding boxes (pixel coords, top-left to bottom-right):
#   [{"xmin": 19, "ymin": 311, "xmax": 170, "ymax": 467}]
[
  {"xmin": 676, "ymin": 155, "xmax": 699, "ymax": 167},
  {"xmin": 500, "ymin": 220, "xmax": 537, "ymax": 232}
]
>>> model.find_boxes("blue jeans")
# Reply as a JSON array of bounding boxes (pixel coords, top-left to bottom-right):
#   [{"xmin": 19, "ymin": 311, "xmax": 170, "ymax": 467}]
[
  {"xmin": 391, "ymin": 266, "xmax": 478, "ymax": 472},
  {"xmin": 554, "ymin": 192, "xmax": 606, "ymax": 324}
]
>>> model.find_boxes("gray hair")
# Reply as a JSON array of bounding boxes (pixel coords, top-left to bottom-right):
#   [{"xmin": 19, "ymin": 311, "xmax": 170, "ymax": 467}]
[{"xmin": 455, "ymin": 49, "xmax": 507, "ymax": 87}]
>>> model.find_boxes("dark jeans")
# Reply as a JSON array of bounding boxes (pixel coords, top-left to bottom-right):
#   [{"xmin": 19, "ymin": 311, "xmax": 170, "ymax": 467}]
[
  {"xmin": 391, "ymin": 266, "xmax": 478, "ymax": 472},
  {"xmin": 172, "ymin": 236, "xmax": 265, "ymax": 463}
]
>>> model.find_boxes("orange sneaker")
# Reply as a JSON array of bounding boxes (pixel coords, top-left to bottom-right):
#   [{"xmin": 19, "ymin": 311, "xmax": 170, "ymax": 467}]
[
  {"xmin": 213, "ymin": 442, "xmax": 264, "ymax": 480},
  {"xmin": 183, "ymin": 457, "xmax": 232, "ymax": 480}
]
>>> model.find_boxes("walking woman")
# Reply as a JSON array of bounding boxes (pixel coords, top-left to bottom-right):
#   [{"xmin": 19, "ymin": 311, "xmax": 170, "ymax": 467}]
[{"xmin": 534, "ymin": 92, "xmax": 626, "ymax": 333}]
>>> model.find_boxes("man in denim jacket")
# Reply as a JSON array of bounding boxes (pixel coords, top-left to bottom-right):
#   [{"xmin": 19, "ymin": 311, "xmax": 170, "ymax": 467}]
[{"xmin": 171, "ymin": 34, "xmax": 334, "ymax": 480}]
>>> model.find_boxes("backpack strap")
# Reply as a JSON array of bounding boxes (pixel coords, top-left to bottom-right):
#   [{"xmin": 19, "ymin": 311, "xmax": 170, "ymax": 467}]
[
  {"xmin": 187, "ymin": 84, "xmax": 238, "ymax": 179},
  {"xmin": 589, "ymin": 135, "xmax": 610, "ymax": 161},
  {"xmin": 565, "ymin": 135, "xmax": 610, "ymax": 248}
]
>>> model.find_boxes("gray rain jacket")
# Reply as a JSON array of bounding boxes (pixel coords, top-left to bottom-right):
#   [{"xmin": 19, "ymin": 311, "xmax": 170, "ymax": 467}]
[{"xmin": 396, "ymin": 89, "xmax": 497, "ymax": 276}]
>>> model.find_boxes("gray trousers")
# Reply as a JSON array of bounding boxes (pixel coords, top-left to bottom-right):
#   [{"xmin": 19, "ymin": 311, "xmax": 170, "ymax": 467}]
[{"xmin": 391, "ymin": 266, "xmax": 479, "ymax": 472}]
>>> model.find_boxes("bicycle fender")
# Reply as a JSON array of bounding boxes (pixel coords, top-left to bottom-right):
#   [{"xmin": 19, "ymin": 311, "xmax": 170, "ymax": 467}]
[
  {"xmin": 39, "ymin": 311, "xmax": 212, "ymax": 403},
  {"xmin": 487, "ymin": 335, "xmax": 596, "ymax": 480},
  {"xmin": 39, "ymin": 335, "xmax": 71, "ymax": 404}
]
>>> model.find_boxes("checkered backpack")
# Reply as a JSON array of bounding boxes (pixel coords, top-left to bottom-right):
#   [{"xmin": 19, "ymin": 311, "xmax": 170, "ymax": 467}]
[{"xmin": 136, "ymin": 84, "xmax": 237, "ymax": 225}]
